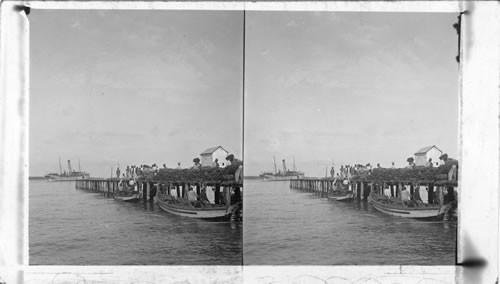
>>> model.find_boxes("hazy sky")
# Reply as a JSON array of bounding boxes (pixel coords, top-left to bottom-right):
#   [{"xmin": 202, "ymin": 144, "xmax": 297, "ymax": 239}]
[
  {"xmin": 245, "ymin": 12, "xmax": 459, "ymax": 176},
  {"xmin": 30, "ymin": 10, "xmax": 459, "ymax": 178},
  {"xmin": 30, "ymin": 10, "xmax": 243, "ymax": 177}
]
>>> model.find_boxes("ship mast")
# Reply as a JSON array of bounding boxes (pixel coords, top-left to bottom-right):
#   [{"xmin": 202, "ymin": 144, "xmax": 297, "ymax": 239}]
[
  {"xmin": 293, "ymin": 157, "xmax": 296, "ymax": 172},
  {"xmin": 58, "ymin": 157, "xmax": 62, "ymax": 175},
  {"xmin": 78, "ymin": 158, "xmax": 81, "ymax": 172},
  {"xmin": 273, "ymin": 156, "xmax": 277, "ymax": 174}
]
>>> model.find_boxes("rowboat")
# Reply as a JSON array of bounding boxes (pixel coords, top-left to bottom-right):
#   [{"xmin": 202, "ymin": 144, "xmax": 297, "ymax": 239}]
[
  {"xmin": 157, "ymin": 194, "xmax": 239, "ymax": 220},
  {"xmin": 327, "ymin": 190, "xmax": 353, "ymax": 201},
  {"xmin": 114, "ymin": 191, "xmax": 141, "ymax": 202},
  {"xmin": 368, "ymin": 192, "xmax": 449, "ymax": 219}
]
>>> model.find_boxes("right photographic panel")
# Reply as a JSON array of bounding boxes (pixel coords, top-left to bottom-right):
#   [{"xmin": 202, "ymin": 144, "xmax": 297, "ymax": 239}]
[{"xmin": 244, "ymin": 11, "xmax": 459, "ymax": 265}]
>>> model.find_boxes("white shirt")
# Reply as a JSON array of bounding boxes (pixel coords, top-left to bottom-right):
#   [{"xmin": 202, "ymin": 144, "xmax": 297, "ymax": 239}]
[
  {"xmin": 187, "ymin": 190, "xmax": 197, "ymax": 201},
  {"xmin": 401, "ymin": 190, "xmax": 410, "ymax": 201}
]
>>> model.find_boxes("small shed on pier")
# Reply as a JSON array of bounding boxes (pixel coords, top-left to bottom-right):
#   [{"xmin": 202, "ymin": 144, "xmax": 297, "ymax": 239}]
[
  {"xmin": 200, "ymin": 146, "xmax": 229, "ymax": 168},
  {"xmin": 414, "ymin": 145, "xmax": 442, "ymax": 167}
]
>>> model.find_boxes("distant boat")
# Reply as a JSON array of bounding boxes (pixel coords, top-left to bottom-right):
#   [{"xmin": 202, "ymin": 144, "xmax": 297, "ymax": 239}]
[
  {"xmin": 114, "ymin": 181, "xmax": 140, "ymax": 202},
  {"xmin": 45, "ymin": 172, "xmax": 90, "ymax": 181},
  {"xmin": 262, "ymin": 172, "xmax": 305, "ymax": 181},
  {"xmin": 326, "ymin": 179, "xmax": 353, "ymax": 201},
  {"xmin": 328, "ymin": 190, "xmax": 354, "ymax": 201},
  {"xmin": 262, "ymin": 157, "xmax": 304, "ymax": 181},
  {"xmin": 114, "ymin": 191, "xmax": 141, "ymax": 202},
  {"xmin": 45, "ymin": 158, "xmax": 90, "ymax": 181},
  {"xmin": 258, "ymin": 171, "xmax": 274, "ymax": 179}
]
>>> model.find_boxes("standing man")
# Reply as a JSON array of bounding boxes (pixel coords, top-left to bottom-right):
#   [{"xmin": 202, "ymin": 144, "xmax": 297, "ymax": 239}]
[
  {"xmin": 187, "ymin": 187, "xmax": 198, "ymax": 206},
  {"xmin": 150, "ymin": 183, "xmax": 158, "ymax": 202},
  {"xmin": 212, "ymin": 158, "xmax": 220, "ymax": 168},
  {"xmin": 426, "ymin": 158, "xmax": 433, "ymax": 167},
  {"xmin": 116, "ymin": 167, "xmax": 121, "ymax": 179},
  {"xmin": 191, "ymin": 158, "xmax": 202, "ymax": 169},
  {"xmin": 226, "ymin": 154, "xmax": 243, "ymax": 182},
  {"xmin": 200, "ymin": 186, "xmax": 209, "ymax": 202},
  {"xmin": 225, "ymin": 154, "xmax": 242, "ymax": 167},
  {"xmin": 401, "ymin": 186, "xmax": 411, "ymax": 202},
  {"xmin": 330, "ymin": 166, "xmax": 335, "ymax": 178}
]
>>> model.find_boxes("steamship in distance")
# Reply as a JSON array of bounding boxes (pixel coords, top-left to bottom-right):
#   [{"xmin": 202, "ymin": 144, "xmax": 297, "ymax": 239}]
[
  {"xmin": 44, "ymin": 158, "xmax": 90, "ymax": 181},
  {"xmin": 260, "ymin": 156, "xmax": 305, "ymax": 181}
]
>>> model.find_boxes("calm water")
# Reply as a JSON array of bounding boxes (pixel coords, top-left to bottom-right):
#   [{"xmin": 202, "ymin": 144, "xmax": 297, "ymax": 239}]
[
  {"xmin": 30, "ymin": 180, "xmax": 242, "ymax": 265},
  {"xmin": 243, "ymin": 180, "xmax": 456, "ymax": 265}
]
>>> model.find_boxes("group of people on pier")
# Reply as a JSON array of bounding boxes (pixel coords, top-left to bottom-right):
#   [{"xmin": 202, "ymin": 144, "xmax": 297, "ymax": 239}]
[
  {"xmin": 330, "ymin": 164, "xmax": 374, "ymax": 179},
  {"xmin": 114, "ymin": 153, "xmax": 242, "ymax": 179},
  {"xmin": 375, "ymin": 182, "xmax": 455, "ymax": 206},
  {"xmin": 112, "ymin": 178, "xmax": 242, "ymax": 206},
  {"xmin": 110, "ymin": 152, "xmax": 244, "ymax": 205},
  {"xmin": 115, "ymin": 164, "xmax": 163, "ymax": 179},
  {"xmin": 175, "ymin": 183, "xmax": 242, "ymax": 207},
  {"xmin": 321, "ymin": 154, "xmax": 459, "ymax": 205},
  {"xmin": 330, "ymin": 153, "xmax": 457, "ymax": 180},
  {"xmin": 191, "ymin": 154, "xmax": 242, "ymax": 170}
]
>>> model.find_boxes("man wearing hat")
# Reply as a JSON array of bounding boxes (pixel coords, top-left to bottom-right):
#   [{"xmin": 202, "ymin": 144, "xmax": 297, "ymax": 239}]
[
  {"xmin": 191, "ymin": 158, "xmax": 202, "ymax": 169},
  {"xmin": 226, "ymin": 154, "xmax": 243, "ymax": 182},
  {"xmin": 225, "ymin": 154, "xmax": 242, "ymax": 167}
]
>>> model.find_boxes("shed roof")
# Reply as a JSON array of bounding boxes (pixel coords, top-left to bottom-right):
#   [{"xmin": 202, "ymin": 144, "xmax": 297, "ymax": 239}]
[
  {"xmin": 414, "ymin": 145, "xmax": 442, "ymax": 155},
  {"xmin": 200, "ymin": 146, "xmax": 228, "ymax": 156}
]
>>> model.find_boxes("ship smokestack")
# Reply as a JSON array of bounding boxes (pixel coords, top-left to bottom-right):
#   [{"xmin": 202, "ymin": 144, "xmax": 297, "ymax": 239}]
[
  {"xmin": 67, "ymin": 160, "xmax": 72, "ymax": 173},
  {"xmin": 273, "ymin": 156, "xmax": 277, "ymax": 174},
  {"xmin": 282, "ymin": 159, "xmax": 287, "ymax": 173}
]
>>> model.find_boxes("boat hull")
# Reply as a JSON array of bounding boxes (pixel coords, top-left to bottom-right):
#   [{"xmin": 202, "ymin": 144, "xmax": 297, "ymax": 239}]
[
  {"xmin": 328, "ymin": 193, "xmax": 353, "ymax": 201},
  {"xmin": 46, "ymin": 175, "xmax": 89, "ymax": 182},
  {"xmin": 114, "ymin": 194, "xmax": 140, "ymax": 202},
  {"xmin": 114, "ymin": 191, "xmax": 140, "ymax": 202},
  {"xmin": 157, "ymin": 199, "xmax": 232, "ymax": 220},
  {"xmin": 263, "ymin": 174, "xmax": 304, "ymax": 181},
  {"xmin": 368, "ymin": 195, "xmax": 444, "ymax": 219}
]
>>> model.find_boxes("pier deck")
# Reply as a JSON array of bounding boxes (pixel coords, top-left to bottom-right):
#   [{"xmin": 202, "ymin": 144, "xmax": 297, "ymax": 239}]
[
  {"xmin": 290, "ymin": 177, "xmax": 457, "ymax": 204},
  {"xmin": 76, "ymin": 178, "xmax": 242, "ymax": 201}
]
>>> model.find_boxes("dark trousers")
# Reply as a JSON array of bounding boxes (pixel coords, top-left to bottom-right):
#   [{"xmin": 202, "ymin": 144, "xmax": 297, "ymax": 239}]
[
  {"xmin": 149, "ymin": 186, "xmax": 157, "ymax": 201},
  {"xmin": 214, "ymin": 187, "xmax": 220, "ymax": 204}
]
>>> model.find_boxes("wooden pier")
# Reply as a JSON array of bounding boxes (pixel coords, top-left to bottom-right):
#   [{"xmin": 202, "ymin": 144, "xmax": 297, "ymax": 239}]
[
  {"xmin": 76, "ymin": 178, "xmax": 241, "ymax": 204},
  {"xmin": 289, "ymin": 178, "xmax": 371, "ymax": 200},
  {"xmin": 290, "ymin": 177, "xmax": 456, "ymax": 204},
  {"xmin": 75, "ymin": 178, "xmax": 120, "ymax": 198},
  {"xmin": 289, "ymin": 178, "xmax": 335, "ymax": 197}
]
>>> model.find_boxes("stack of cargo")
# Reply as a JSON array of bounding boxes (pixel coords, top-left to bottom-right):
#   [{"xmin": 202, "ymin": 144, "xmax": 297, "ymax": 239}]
[
  {"xmin": 138, "ymin": 164, "xmax": 241, "ymax": 183},
  {"xmin": 352, "ymin": 161, "xmax": 458, "ymax": 183}
]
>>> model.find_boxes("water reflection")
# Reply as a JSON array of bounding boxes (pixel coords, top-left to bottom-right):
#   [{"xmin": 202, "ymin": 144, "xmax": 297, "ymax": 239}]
[{"xmin": 141, "ymin": 199, "xmax": 156, "ymax": 211}]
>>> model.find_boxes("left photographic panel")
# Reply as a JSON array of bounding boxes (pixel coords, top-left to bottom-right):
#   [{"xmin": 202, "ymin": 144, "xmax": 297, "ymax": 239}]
[{"xmin": 29, "ymin": 9, "xmax": 243, "ymax": 265}]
